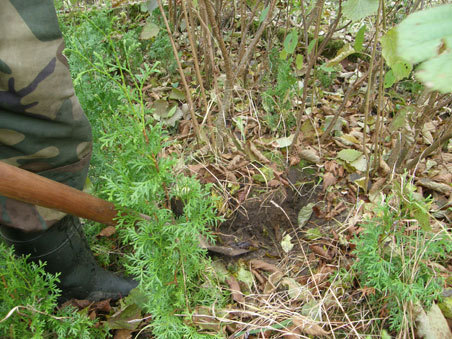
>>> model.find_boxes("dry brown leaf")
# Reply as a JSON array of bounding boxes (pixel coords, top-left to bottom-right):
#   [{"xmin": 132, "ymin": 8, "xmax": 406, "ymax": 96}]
[
  {"xmin": 89, "ymin": 310, "xmax": 96, "ymax": 321},
  {"xmin": 187, "ymin": 164, "xmax": 204, "ymax": 174},
  {"xmin": 289, "ymin": 155, "xmax": 300, "ymax": 166},
  {"xmin": 309, "ymin": 245, "xmax": 332, "ymax": 260},
  {"xmin": 324, "ymin": 160, "xmax": 338, "ymax": 174},
  {"xmin": 250, "ymin": 268, "xmax": 265, "ymax": 285},
  {"xmin": 369, "ymin": 177, "xmax": 387, "ymax": 195},
  {"xmin": 93, "ymin": 299, "xmax": 112, "ymax": 313},
  {"xmin": 379, "ymin": 158, "xmax": 390, "ymax": 175},
  {"xmin": 98, "ymin": 226, "xmax": 116, "ymax": 237},
  {"xmin": 433, "ymin": 172, "xmax": 452, "ymax": 184},
  {"xmin": 309, "ymin": 272, "xmax": 331, "ymax": 286},
  {"xmin": 225, "ymin": 170, "xmax": 237, "ymax": 183},
  {"xmin": 418, "ymin": 178, "xmax": 452, "ymax": 195},
  {"xmin": 192, "ymin": 306, "xmax": 221, "ymax": 331},
  {"xmin": 248, "ymin": 141, "xmax": 271, "ymax": 164},
  {"xmin": 322, "ymin": 172, "xmax": 337, "ymax": 191},
  {"xmin": 226, "ymin": 154, "xmax": 244, "ymax": 170},
  {"xmin": 268, "ymin": 179, "xmax": 281, "ymax": 187},
  {"xmin": 226, "ymin": 276, "xmax": 244, "ymax": 303},
  {"xmin": 264, "ymin": 270, "xmax": 284, "ymax": 294},
  {"xmin": 360, "ymin": 286, "xmax": 376, "ymax": 297},
  {"xmin": 250, "ymin": 259, "xmax": 281, "ymax": 273},
  {"xmin": 299, "ymin": 149, "xmax": 320, "ymax": 164},
  {"xmin": 282, "ymin": 324, "xmax": 302, "ymax": 338},
  {"xmin": 221, "ymin": 153, "xmax": 233, "ymax": 160},
  {"xmin": 237, "ymin": 189, "xmax": 249, "ymax": 202},
  {"xmin": 325, "ymin": 201, "xmax": 347, "ymax": 219},
  {"xmin": 114, "ymin": 329, "xmax": 133, "ymax": 339},
  {"xmin": 70, "ymin": 299, "xmax": 92, "ymax": 309},
  {"xmin": 292, "ymin": 317, "xmax": 329, "ymax": 336}
]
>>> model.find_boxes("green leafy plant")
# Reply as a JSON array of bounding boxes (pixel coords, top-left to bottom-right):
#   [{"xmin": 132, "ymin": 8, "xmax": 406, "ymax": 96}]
[
  {"xmin": 62, "ymin": 8, "xmax": 225, "ymax": 337},
  {"xmin": 262, "ymin": 48, "xmax": 298, "ymax": 130},
  {"xmin": 352, "ymin": 177, "xmax": 452, "ymax": 333},
  {"xmin": 0, "ymin": 243, "xmax": 105, "ymax": 338},
  {"xmin": 148, "ymin": 31, "xmax": 178, "ymax": 75}
]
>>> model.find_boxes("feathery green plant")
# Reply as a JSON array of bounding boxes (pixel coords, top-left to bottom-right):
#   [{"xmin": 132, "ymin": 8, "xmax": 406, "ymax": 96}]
[
  {"xmin": 352, "ymin": 177, "xmax": 452, "ymax": 333},
  {"xmin": 62, "ymin": 8, "xmax": 225, "ymax": 337},
  {"xmin": 0, "ymin": 243, "xmax": 106, "ymax": 338}
]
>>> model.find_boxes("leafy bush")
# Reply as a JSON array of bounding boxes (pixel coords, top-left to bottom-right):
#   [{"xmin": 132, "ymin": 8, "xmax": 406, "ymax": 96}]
[{"xmin": 0, "ymin": 243, "xmax": 105, "ymax": 338}]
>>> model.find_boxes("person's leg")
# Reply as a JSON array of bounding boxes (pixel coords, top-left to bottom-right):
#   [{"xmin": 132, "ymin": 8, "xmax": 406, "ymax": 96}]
[{"xmin": 0, "ymin": 0, "xmax": 136, "ymax": 301}]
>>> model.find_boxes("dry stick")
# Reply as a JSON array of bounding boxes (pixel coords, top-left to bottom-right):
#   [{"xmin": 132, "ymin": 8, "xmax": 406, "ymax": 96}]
[
  {"xmin": 235, "ymin": 0, "xmax": 277, "ymax": 78},
  {"xmin": 406, "ymin": 118, "xmax": 452, "ymax": 170},
  {"xmin": 390, "ymin": 90, "xmax": 439, "ymax": 171},
  {"xmin": 372, "ymin": 1, "xmax": 387, "ymax": 173},
  {"xmin": 201, "ymin": 0, "xmax": 235, "ymax": 123},
  {"xmin": 387, "ymin": 89, "xmax": 430, "ymax": 170},
  {"xmin": 182, "ymin": 0, "xmax": 214, "ymax": 145},
  {"xmin": 239, "ymin": 0, "xmax": 246, "ymax": 61},
  {"xmin": 196, "ymin": 1, "xmax": 224, "ymax": 152},
  {"xmin": 316, "ymin": 0, "xmax": 343, "ymax": 57},
  {"xmin": 372, "ymin": 56, "xmax": 385, "ymax": 173},
  {"xmin": 402, "ymin": 91, "xmax": 440, "ymax": 166},
  {"xmin": 320, "ymin": 62, "xmax": 379, "ymax": 144},
  {"xmin": 363, "ymin": 1, "xmax": 382, "ymax": 191},
  {"xmin": 237, "ymin": 0, "xmax": 262, "ymax": 63},
  {"xmin": 290, "ymin": 0, "xmax": 325, "ymax": 154},
  {"xmin": 300, "ymin": 0, "xmax": 309, "ymax": 49},
  {"xmin": 413, "ymin": 91, "xmax": 439, "ymax": 134},
  {"xmin": 269, "ymin": 200, "xmax": 335, "ymax": 336},
  {"xmin": 157, "ymin": 0, "xmax": 202, "ymax": 145},
  {"xmin": 198, "ymin": 0, "xmax": 216, "ymax": 87}
]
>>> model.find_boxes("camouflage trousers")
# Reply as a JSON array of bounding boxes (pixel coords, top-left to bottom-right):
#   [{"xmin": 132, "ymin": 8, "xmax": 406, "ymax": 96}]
[{"xmin": 0, "ymin": 0, "xmax": 92, "ymax": 232}]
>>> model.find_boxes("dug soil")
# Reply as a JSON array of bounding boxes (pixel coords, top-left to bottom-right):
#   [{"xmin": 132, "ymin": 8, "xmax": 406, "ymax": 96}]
[{"xmin": 213, "ymin": 166, "xmax": 346, "ymax": 263}]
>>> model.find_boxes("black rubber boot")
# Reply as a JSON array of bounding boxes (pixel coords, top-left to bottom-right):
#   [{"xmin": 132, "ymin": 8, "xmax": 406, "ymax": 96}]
[{"xmin": 0, "ymin": 215, "xmax": 138, "ymax": 302}]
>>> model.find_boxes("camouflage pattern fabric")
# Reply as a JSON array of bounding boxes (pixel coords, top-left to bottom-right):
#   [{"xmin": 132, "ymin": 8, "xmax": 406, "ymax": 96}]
[{"xmin": 0, "ymin": 0, "xmax": 92, "ymax": 232}]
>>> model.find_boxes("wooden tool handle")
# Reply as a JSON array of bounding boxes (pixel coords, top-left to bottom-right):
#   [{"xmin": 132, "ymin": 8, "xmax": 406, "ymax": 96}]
[{"xmin": 0, "ymin": 161, "xmax": 118, "ymax": 226}]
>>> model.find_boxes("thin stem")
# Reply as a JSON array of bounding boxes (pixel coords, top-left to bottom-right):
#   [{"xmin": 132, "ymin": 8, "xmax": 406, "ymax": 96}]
[
  {"xmin": 182, "ymin": 0, "xmax": 213, "ymax": 142},
  {"xmin": 157, "ymin": 0, "xmax": 203, "ymax": 145},
  {"xmin": 363, "ymin": 0, "xmax": 382, "ymax": 191}
]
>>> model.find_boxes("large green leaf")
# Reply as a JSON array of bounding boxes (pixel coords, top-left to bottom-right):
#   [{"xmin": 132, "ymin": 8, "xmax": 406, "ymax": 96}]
[
  {"xmin": 140, "ymin": 22, "xmax": 159, "ymax": 40},
  {"xmin": 381, "ymin": 28, "xmax": 400, "ymax": 67},
  {"xmin": 337, "ymin": 149, "xmax": 362, "ymax": 162},
  {"xmin": 397, "ymin": 4, "xmax": 452, "ymax": 93},
  {"xmin": 381, "ymin": 28, "xmax": 412, "ymax": 83},
  {"xmin": 416, "ymin": 52, "xmax": 452, "ymax": 93},
  {"xmin": 397, "ymin": 4, "xmax": 452, "ymax": 64},
  {"xmin": 354, "ymin": 25, "xmax": 367, "ymax": 52},
  {"xmin": 284, "ymin": 29, "xmax": 298, "ymax": 55},
  {"xmin": 343, "ymin": 0, "xmax": 378, "ymax": 22}
]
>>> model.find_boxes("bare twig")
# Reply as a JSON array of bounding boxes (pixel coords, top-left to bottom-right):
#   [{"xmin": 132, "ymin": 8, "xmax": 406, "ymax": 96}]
[
  {"xmin": 363, "ymin": 0, "xmax": 383, "ymax": 190},
  {"xmin": 290, "ymin": 0, "xmax": 325, "ymax": 154},
  {"xmin": 406, "ymin": 119, "xmax": 452, "ymax": 170},
  {"xmin": 157, "ymin": 0, "xmax": 203, "ymax": 145},
  {"xmin": 235, "ymin": 0, "xmax": 278, "ymax": 78},
  {"xmin": 182, "ymin": 0, "xmax": 214, "ymax": 145}
]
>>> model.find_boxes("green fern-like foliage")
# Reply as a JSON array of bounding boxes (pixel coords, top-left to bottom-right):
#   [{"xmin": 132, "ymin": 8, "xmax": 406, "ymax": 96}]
[
  {"xmin": 352, "ymin": 184, "xmax": 452, "ymax": 332},
  {"xmin": 62, "ymin": 9, "xmax": 225, "ymax": 337},
  {"xmin": 0, "ymin": 244, "xmax": 106, "ymax": 338}
]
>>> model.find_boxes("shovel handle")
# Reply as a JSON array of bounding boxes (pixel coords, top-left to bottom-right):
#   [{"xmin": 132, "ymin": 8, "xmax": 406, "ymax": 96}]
[{"xmin": 0, "ymin": 161, "xmax": 118, "ymax": 226}]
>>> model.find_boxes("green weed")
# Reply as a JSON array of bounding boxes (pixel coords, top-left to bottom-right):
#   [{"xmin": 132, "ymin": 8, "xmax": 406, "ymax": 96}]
[
  {"xmin": 0, "ymin": 243, "xmax": 106, "ymax": 338},
  {"xmin": 351, "ymin": 177, "xmax": 452, "ymax": 333},
  {"xmin": 262, "ymin": 48, "xmax": 298, "ymax": 130}
]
